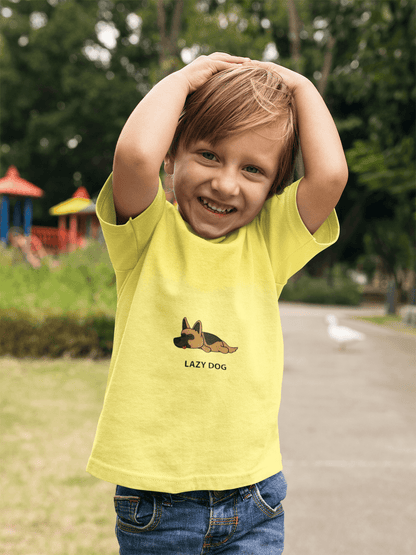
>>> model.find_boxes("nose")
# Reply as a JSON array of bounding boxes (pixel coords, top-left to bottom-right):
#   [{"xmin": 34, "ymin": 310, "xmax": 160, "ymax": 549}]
[{"xmin": 210, "ymin": 167, "xmax": 240, "ymax": 198}]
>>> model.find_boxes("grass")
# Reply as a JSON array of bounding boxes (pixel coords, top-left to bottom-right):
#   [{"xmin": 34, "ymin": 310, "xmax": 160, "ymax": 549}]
[
  {"xmin": 1, "ymin": 357, "xmax": 118, "ymax": 555},
  {"xmin": 356, "ymin": 314, "xmax": 416, "ymax": 335}
]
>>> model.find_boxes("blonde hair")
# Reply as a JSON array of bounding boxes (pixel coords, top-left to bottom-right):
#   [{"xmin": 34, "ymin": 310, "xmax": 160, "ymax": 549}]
[{"xmin": 169, "ymin": 65, "xmax": 299, "ymax": 196}]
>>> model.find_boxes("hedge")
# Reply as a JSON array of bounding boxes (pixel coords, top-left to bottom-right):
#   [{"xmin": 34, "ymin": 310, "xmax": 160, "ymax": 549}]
[
  {"xmin": 0, "ymin": 310, "xmax": 114, "ymax": 358},
  {"xmin": 280, "ymin": 272, "xmax": 363, "ymax": 306}
]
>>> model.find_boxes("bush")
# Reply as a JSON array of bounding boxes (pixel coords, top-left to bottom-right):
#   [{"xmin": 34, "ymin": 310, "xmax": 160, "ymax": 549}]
[
  {"xmin": 280, "ymin": 268, "xmax": 363, "ymax": 306},
  {"xmin": 0, "ymin": 309, "xmax": 114, "ymax": 358},
  {"xmin": 0, "ymin": 241, "xmax": 116, "ymax": 316},
  {"xmin": 0, "ymin": 242, "xmax": 118, "ymax": 357}
]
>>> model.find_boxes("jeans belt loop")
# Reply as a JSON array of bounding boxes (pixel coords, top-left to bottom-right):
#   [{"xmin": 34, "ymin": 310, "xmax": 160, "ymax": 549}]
[
  {"xmin": 239, "ymin": 485, "xmax": 254, "ymax": 501},
  {"xmin": 161, "ymin": 493, "xmax": 173, "ymax": 506}
]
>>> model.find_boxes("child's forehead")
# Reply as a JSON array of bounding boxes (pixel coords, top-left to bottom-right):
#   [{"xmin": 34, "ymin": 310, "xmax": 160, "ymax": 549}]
[{"xmin": 187, "ymin": 122, "xmax": 285, "ymax": 150}]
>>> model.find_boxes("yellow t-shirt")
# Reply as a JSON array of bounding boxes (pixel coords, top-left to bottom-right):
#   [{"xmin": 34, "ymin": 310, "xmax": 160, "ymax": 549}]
[{"xmin": 87, "ymin": 175, "xmax": 339, "ymax": 493}]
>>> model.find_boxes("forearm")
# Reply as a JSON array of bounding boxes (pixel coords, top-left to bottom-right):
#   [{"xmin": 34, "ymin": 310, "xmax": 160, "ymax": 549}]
[
  {"xmin": 250, "ymin": 60, "xmax": 348, "ymax": 232},
  {"xmin": 114, "ymin": 71, "xmax": 190, "ymax": 173},
  {"xmin": 292, "ymin": 76, "xmax": 348, "ymax": 232},
  {"xmin": 294, "ymin": 77, "xmax": 348, "ymax": 187}
]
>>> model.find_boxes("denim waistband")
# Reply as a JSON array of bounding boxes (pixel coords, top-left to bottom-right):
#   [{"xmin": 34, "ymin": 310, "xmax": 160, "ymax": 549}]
[
  {"xmin": 158, "ymin": 484, "xmax": 255, "ymax": 507},
  {"xmin": 116, "ymin": 483, "xmax": 256, "ymax": 507}
]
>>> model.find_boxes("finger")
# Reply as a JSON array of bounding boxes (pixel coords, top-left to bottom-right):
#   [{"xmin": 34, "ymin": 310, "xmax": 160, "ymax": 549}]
[
  {"xmin": 243, "ymin": 59, "xmax": 263, "ymax": 67},
  {"xmin": 208, "ymin": 52, "xmax": 251, "ymax": 63}
]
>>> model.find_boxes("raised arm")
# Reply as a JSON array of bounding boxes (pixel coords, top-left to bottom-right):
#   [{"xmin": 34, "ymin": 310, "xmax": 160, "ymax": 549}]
[
  {"xmin": 249, "ymin": 61, "xmax": 348, "ymax": 234},
  {"xmin": 112, "ymin": 53, "xmax": 249, "ymax": 223}
]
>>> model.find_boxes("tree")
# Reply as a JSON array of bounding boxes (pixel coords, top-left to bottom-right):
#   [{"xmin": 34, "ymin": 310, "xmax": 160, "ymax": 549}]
[
  {"xmin": 279, "ymin": 0, "xmax": 415, "ymax": 308},
  {"xmin": 1, "ymin": 0, "xmax": 414, "ymax": 310},
  {"xmin": 0, "ymin": 0, "xmax": 155, "ymax": 224},
  {"xmin": 333, "ymin": 0, "xmax": 415, "ymax": 309}
]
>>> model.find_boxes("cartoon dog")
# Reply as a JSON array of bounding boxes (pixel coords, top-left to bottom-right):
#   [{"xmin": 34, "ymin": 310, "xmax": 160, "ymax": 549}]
[{"xmin": 174, "ymin": 318, "xmax": 238, "ymax": 354}]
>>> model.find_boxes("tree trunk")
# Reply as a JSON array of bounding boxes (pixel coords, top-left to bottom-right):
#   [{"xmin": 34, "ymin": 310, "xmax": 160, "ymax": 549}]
[
  {"xmin": 317, "ymin": 35, "xmax": 336, "ymax": 97},
  {"xmin": 287, "ymin": 0, "xmax": 301, "ymax": 72},
  {"xmin": 157, "ymin": 0, "xmax": 168, "ymax": 64},
  {"xmin": 287, "ymin": 0, "xmax": 304, "ymax": 178},
  {"xmin": 156, "ymin": 0, "xmax": 184, "ymax": 79}
]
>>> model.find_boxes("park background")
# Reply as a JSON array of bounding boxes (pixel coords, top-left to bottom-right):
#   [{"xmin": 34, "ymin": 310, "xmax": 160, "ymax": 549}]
[{"xmin": 1, "ymin": 0, "xmax": 415, "ymax": 554}]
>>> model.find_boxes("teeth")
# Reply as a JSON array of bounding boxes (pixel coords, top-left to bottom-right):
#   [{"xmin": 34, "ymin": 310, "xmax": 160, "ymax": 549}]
[{"xmin": 200, "ymin": 198, "xmax": 234, "ymax": 214}]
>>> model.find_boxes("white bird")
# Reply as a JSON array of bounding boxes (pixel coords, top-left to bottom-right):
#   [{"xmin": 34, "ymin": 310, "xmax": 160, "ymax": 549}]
[{"xmin": 325, "ymin": 315, "xmax": 366, "ymax": 350}]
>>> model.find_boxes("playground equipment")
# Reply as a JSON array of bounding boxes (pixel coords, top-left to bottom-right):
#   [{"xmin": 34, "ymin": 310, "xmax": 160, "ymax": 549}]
[
  {"xmin": 7, "ymin": 227, "xmax": 51, "ymax": 269},
  {"xmin": 1, "ymin": 166, "xmax": 100, "ymax": 260},
  {"xmin": 48, "ymin": 186, "xmax": 100, "ymax": 252},
  {"xmin": 0, "ymin": 166, "xmax": 44, "ymax": 244}
]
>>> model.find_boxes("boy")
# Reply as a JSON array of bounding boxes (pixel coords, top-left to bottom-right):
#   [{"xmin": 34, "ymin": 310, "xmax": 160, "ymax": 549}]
[{"xmin": 87, "ymin": 52, "xmax": 348, "ymax": 554}]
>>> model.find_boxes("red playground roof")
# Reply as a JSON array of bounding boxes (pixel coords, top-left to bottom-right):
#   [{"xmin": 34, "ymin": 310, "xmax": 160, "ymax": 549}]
[
  {"xmin": 72, "ymin": 186, "xmax": 90, "ymax": 200},
  {"xmin": 0, "ymin": 166, "xmax": 44, "ymax": 198}
]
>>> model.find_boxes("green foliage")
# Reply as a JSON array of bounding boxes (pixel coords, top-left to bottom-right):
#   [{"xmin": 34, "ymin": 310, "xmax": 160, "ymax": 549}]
[
  {"xmin": 0, "ymin": 241, "xmax": 116, "ymax": 357},
  {"xmin": 346, "ymin": 137, "xmax": 415, "ymax": 195},
  {"xmin": 362, "ymin": 217, "xmax": 415, "ymax": 297},
  {"xmin": 281, "ymin": 267, "xmax": 363, "ymax": 306},
  {"xmin": 0, "ymin": 242, "xmax": 116, "ymax": 316},
  {"xmin": 0, "ymin": 309, "xmax": 114, "ymax": 358},
  {"xmin": 179, "ymin": 0, "xmax": 278, "ymax": 61},
  {"xmin": 1, "ymin": 0, "xmax": 414, "ymax": 284},
  {"xmin": 306, "ymin": 0, "xmax": 415, "ymax": 287},
  {"xmin": 0, "ymin": 0, "xmax": 152, "ymax": 222},
  {"xmin": 357, "ymin": 314, "xmax": 416, "ymax": 335}
]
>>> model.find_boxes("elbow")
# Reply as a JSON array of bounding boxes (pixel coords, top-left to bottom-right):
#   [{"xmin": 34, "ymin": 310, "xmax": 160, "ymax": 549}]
[
  {"xmin": 339, "ymin": 157, "xmax": 349, "ymax": 187},
  {"xmin": 324, "ymin": 161, "xmax": 349, "ymax": 195},
  {"xmin": 114, "ymin": 141, "xmax": 142, "ymax": 167},
  {"xmin": 113, "ymin": 142, "xmax": 151, "ymax": 176},
  {"xmin": 338, "ymin": 163, "xmax": 349, "ymax": 193},
  {"xmin": 338, "ymin": 152, "xmax": 349, "ymax": 184},
  {"xmin": 326, "ymin": 169, "xmax": 348, "ymax": 206},
  {"xmin": 309, "ymin": 165, "xmax": 348, "ymax": 207},
  {"xmin": 334, "ymin": 165, "xmax": 349, "ymax": 192}
]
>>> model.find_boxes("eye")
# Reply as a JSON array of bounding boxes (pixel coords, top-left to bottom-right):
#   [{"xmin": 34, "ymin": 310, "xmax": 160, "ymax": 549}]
[
  {"xmin": 244, "ymin": 165, "xmax": 260, "ymax": 174},
  {"xmin": 201, "ymin": 151, "xmax": 217, "ymax": 161}
]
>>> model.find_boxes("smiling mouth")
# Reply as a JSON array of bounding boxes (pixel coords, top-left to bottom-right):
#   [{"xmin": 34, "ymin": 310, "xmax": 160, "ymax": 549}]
[{"xmin": 198, "ymin": 197, "xmax": 236, "ymax": 215}]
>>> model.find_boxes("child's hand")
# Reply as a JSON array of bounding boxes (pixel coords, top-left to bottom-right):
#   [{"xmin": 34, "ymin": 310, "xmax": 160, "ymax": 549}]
[{"xmin": 180, "ymin": 52, "xmax": 251, "ymax": 94}]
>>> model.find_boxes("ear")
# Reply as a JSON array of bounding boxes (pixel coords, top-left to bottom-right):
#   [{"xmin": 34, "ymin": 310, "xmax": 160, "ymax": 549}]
[
  {"xmin": 193, "ymin": 321, "xmax": 202, "ymax": 335},
  {"xmin": 164, "ymin": 154, "xmax": 174, "ymax": 176},
  {"xmin": 182, "ymin": 317, "xmax": 190, "ymax": 330}
]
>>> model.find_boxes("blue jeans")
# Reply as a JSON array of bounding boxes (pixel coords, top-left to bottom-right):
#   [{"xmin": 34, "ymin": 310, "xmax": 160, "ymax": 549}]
[{"xmin": 114, "ymin": 471, "xmax": 287, "ymax": 554}]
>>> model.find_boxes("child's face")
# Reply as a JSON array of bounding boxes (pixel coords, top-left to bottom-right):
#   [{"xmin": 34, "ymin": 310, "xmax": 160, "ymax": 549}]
[{"xmin": 165, "ymin": 123, "xmax": 284, "ymax": 239}]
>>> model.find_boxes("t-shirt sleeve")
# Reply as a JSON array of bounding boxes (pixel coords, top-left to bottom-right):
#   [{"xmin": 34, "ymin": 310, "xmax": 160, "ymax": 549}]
[
  {"xmin": 96, "ymin": 173, "xmax": 165, "ymax": 271},
  {"xmin": 258, "ymin": 179, "xmax": 340, "ymax": 285}
]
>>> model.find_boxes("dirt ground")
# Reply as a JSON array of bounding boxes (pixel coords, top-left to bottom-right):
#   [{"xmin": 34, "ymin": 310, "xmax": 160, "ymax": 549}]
[{"xmin": 278, "ymin": 302, "xmax": 416, "ymax": 555}]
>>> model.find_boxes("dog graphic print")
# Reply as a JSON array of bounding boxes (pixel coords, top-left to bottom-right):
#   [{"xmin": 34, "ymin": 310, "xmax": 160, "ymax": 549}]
[{"xmin": 174, "ymin": 318, "xmax": 238, "ymax": 354}]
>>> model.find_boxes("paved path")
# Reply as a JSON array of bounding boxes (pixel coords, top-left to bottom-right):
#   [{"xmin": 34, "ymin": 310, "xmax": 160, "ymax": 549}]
[{"xmin": 278, "ymin": 303, "xmax": 415, "ymax": 555}]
